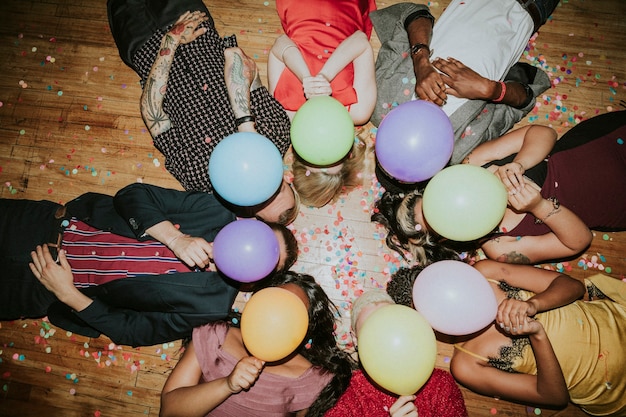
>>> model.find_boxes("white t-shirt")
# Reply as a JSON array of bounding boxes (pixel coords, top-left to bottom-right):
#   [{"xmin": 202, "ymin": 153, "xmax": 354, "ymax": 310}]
[{"xmin": 419, "ymin": 0, "xmax": 534, "ymax": 116}]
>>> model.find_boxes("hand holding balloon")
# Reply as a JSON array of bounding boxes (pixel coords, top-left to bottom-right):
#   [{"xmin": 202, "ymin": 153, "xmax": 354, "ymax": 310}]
[
  {"xmin": 226, "ymin": 356, "xmax": 265, "ymax": 394},
  {"xmin": 389, "ymin": 396, "xmax": 418, "ymax": 417}
]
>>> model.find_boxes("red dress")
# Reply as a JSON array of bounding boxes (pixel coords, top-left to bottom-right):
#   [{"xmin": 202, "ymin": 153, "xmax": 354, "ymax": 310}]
[
  {"xmin": 273, "ymin": 0, "xmax": 376, "ymax": 111},
  {"xmin": 324, "ymin": 369, "xmax": 468, "ymax": 417}
]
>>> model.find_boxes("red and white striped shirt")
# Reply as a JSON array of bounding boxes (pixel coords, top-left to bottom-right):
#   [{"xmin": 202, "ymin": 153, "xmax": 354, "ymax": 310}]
[{"xmin": 62, "ymin": 219, "xmax": 192, "ymax": 288}]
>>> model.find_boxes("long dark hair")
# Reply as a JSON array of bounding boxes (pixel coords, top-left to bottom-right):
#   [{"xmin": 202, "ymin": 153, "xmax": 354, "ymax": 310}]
[
  {"xmin": 245, "ymin": 271, "xmax": 357, "ymax": 416},
  {"xmin": 372, "ymin": 190, "xmax": 462, "ymax": 265}
]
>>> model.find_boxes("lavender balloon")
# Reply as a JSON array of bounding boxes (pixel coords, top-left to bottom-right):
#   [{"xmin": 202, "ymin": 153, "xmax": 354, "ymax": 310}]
[
  {"xmin": 375, "ymin": 101, "xmax": 454, "ymax": 183},
  {"xmin": 412, "ymin": 260, "xmax": 498, "ymax": 335},
  {"xmin": 213, "ymin": 219, "xmax": 280, "ymax": 283}
]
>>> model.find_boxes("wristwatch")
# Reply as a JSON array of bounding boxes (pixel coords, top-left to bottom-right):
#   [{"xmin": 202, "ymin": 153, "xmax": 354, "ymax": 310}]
[{"xmin": 410, "ymin": 43, "xmax": 432, "ymax": 57}]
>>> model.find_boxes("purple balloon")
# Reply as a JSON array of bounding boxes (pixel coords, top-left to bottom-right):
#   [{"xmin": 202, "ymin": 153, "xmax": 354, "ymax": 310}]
[
  {"xmin": 375, "ymin": 101, "xmax": 454, "ymax": 183},
  {"xmin": 213, "ymin": 219, "xmax": 280, "ymax": 283}
]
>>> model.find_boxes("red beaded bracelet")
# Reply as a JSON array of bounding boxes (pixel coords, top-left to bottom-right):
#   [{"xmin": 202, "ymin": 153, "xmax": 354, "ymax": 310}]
[{"xmin": 493, "ymin": 81, "xmax": 507, "ymax": 103}]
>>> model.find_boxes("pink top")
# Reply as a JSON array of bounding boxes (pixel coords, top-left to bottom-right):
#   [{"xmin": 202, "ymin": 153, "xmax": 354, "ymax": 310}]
[
  {"xmin": 324, "ymin": 369, "xmax": 468, "ymax": 417},
  {"xmin": 192, "ymin": 322, "xmax": 333, "ymax": 416},
  {"xmin": 273, "ymin": 0, "xmax": 376, "ymax": 110}
]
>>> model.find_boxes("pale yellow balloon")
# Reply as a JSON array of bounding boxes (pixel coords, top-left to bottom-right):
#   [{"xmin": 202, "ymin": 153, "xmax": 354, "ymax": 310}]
[
  {"xmin": 241, "ymin": 287, "xmax": 309, "ymax": 362},
  {"xmin": 358, "ymin": 304, "xmax": 437, "ymax": 395}
]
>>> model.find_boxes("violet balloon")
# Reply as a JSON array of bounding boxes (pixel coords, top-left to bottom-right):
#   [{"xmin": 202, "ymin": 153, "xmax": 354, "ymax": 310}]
[
  {"xmin": 212, "ymin": 219, "xmax": 280, "ymax": 283},
  {"xmin": 412, "ymin": 260, "xmax": 498, "ymax": 335},
  {"xmin": 375, "ymin": 101, "xmax": 454, "ymax": 183}
]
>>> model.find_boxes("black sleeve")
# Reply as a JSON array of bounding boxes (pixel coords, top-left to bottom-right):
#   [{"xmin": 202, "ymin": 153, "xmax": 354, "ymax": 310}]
[
  {"xmin": 47, "ymin": 271, "xmax": 239, "ymax": 347},
  {"xmin": 113, "ymin": 183, "xmax": 235, "ymax": 240},
  {"xmin": 403, "ymin": 8, "xmax": 435, "ymax": 31}
]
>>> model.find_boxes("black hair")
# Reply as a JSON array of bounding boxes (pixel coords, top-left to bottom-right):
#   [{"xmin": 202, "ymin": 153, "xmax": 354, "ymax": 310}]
[
  {"xmin": 386, "ymin": 265, "xmax": 424, "ymax": 307},
  {"xmin": 243, "ymin": 271, "xmax": 357, "ymax": 416},
  {"xmin": 265, "ymin": 221, "xmax": 299, "ymax": 271},
  {"xmin": 372, "ymin": 190, "xmax": 463, "ymax": 265}
]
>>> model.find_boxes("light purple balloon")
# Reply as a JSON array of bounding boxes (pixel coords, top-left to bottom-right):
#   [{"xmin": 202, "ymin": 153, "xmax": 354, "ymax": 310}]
[
  {"xmin": 213, "ymin": 219, "xmax": 280, "ymax": 283},
  {"xmin": 375, "ymin": 101, "xmax": 454, "ymax": 183},
  {"xmin": 412, "ymin": 260, "xmax": 498, "ymax": 335}
]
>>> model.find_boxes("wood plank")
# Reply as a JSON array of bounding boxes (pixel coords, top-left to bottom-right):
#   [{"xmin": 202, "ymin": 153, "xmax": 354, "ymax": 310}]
[{"xmin": 1, "ymin": 0, "xmax": 625, "ymax": 416}]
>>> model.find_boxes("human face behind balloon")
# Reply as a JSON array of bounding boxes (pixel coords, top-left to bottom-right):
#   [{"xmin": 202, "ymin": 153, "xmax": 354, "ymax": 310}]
[
  {"xmin": 273, "ymin": 229, "xmax": 288, "ymax": 272},
  {"xmin": 353, "ymin": 301, "xmax": 392, "ymax": 339},
  {"xmin": 255, "ymin": 180, "xmax": 296, "ymax": 224},
  {"xmin": 411, "ymin": 196, "xmax": 429, "ymax": 233},
  {"xmin": 279, "ymin": 282, "xmax": 310, "ymax": 312}
]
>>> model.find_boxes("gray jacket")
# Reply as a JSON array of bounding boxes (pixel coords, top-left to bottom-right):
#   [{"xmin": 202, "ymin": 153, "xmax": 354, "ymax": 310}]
[{"xmin": 370, "ymin": 2, "xmax": 551, "ymax": 164}]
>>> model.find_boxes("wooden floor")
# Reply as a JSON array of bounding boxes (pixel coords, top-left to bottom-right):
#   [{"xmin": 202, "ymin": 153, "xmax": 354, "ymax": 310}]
[{"xmin": 1, "ymin": 0, "xmax": 625, "ymax": 416}]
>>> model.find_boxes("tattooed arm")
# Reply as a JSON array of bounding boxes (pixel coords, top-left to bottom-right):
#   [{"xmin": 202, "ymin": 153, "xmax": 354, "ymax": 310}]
[
  {"xmin": 223, "ymin": 47, "xmax": 261, "ymax": 133},
  {"xmin": 140, "ymin": 11, "xmax": 208, "ymax": 138},
  {"xmin": 482, "ymin": 181, "xmax": 592, "ymax": 264}
]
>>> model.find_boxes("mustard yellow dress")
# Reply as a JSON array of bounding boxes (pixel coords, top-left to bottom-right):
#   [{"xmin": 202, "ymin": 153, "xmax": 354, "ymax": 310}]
[{"xmin": 461, "ymin": 274, "xmax": 626, "ymax": 416}]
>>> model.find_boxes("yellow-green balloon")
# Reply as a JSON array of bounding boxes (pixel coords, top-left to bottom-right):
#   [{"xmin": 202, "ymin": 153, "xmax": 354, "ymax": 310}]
[
  {"xmin": 357, "ymin": 304, "xmax": 437, "ymax": 395},
  {"xmin": 290, "ymin": 96, "xmax": 355, "ymax": 166},
  {"xmin": 422, "ymin": 165, "xmax": 508, "ymax": 241}
]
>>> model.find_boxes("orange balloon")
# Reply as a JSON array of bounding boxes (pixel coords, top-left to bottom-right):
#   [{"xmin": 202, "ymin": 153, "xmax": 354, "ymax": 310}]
[{"xmin": 241, "ymin": 287, "xmax": 309, "ymax": 362}]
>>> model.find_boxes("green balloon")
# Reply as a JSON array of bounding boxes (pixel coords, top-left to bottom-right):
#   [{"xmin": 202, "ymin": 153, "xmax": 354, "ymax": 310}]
[
  {"xmin": 422, "ymin": 165, "xmax": 508, "ymax": 241},
  {"xmin": 290, "ymin": 96, "xmax": 355, "ymax": 166}
]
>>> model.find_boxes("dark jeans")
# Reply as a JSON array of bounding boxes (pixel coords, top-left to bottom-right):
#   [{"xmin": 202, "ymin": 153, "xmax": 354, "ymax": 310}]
[
  {"xmin": 0, "ymin": 199, "xmax": 62, "ymax": 319},
  {"xmin": 107, "ymin": 0, "xmax": 212, "ymax": 69},
  {"xmin": 529, "ymin": 0, "xmax": 561, "ymax": 26}
]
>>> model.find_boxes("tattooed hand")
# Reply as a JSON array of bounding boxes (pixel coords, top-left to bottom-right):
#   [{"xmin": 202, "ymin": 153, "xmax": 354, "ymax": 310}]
[{"xmin": 168, "ymin": 11, "xmax": 208, "ymax": 45}]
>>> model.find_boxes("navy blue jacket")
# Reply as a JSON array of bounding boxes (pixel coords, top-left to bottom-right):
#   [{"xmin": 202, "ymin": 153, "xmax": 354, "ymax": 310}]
[{"xmin": 1, "ymin": 184, "xmax": 238, "ymax": 347}]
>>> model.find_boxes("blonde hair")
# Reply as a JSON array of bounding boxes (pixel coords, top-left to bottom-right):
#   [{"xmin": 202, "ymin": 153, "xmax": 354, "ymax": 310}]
[
  {"xmin": 292, "ymin": 133, "xmax": 367, "ymax": 207},
  {"xmin": 350, "ymin": 289, "xmax": 394, "ymax": 332}
]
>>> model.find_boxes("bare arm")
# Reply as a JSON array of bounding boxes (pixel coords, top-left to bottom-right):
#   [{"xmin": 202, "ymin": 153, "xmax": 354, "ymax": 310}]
[
  {"xmin": 317, "ymin": 31, "xmax": 371, "ymax": 84},
  {"xmin": 433, "ymin": 57, "xmax": 534, "ymax": 109},
  {"xmin": 405, "ymin": 15, "xmax": 447, "ymax": 106},
  {"xmin": 452, "ymin": 324, "xmax": 569, "ymax": 409},
  {"xmin": 223, "ymin": 47, "xmax": 263, "ymax": 133},
  {"xmin": 482, "ymin": 181, "xmax": 592, "ymax": 264},
  {"xmin": 269, "ymin": 35, "xmax": 314, "ymax": 84},
  {"xmin": 465, "ymin": 125, "xmax": 557, "ymax": 192},
  {"xmin": 145, "ymin": 221, "xmax": 214, "ymax": 269},
  {"xmin": 452, "ymin": 261, "xmax": 582, "ymax": 408},
  {"xmin": 474, "ymin": 260, "xmax": 585, "ymax": 313},
  {"xmin": 140, "ymin": 11, "xmax": 208, "ymax": 138},
  {"xmin": 319, "ymin": 30, "xmax": 376, "ymax": 125},
  {"xmin": 160, "ymin": 341, "xmax": 264, "ymax": 417},
  {"xmin": 29, "ymin": 245, "xmax": 93, "ymax": 312}
]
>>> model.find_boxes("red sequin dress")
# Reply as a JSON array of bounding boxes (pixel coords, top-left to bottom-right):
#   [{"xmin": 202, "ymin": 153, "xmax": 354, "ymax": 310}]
[
  {"xmin": 324, "ymin": 369, "xmax": 468, "ymax": 417},
  {"xmin": 273, "ymin": 0, "xmax": 376, "ymax": 111}
]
